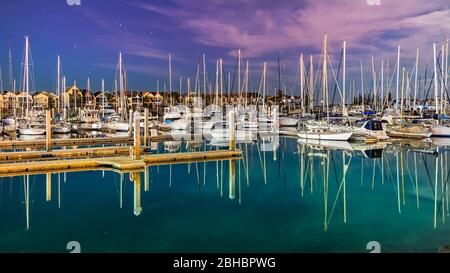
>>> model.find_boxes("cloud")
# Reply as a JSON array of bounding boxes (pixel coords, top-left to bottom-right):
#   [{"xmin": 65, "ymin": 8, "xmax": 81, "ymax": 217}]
[{"xmin": 131, "ymin": 0, "xmax": 449, "ymax": 59}]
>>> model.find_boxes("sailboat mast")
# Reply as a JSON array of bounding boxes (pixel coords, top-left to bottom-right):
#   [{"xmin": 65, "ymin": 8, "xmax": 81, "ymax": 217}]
[
  {"xmin": 169, "ymin": 53, "xmax": 172, "ymax": 105},
  {"xmin": 371, "ymin": 55, "xmax": 377, "ymax": 111},
  {"xmin": 57, "ymin": 55, "xmax": 61, "ymax": 114},
  {"xmin": 23, "ymin": 36, "xmax": 30, "ymax": 116},
  {"xmin": 8, "ymin": 41, "xmax": 13, "ymax": 91},
  {"xmin": 413, "ymin": 47, "xmax": 419, "ymax": 108},
  {"xmin": 396, "ymin": 46, "xmax": 401, "ymax": 110},
  {"xmin": 343, "ymin": 41, "xmax": 347, "ymax": 115},
  {"xmin": 360, "ymin": 60, "xmax": 364, "ymax": 111},
  {"xmin": 322, "ymin": 33, "xmax": 329, "ymax": 122},
  {"xmin": 118, "ymin": 52, "xmax": 126, "ymax": 119},
  {"xmin": 445, "ymin": 40, "xmax": 449, "ymax": 111},
  {"xmin": 203, "ymin": 53, "xmax": 206, "ymax": 101},
  {"xmin": 245, "ymin": 60, "xmax": 249, "ymax": 107},
  {"xmin": 381, "ymin": 59, "xmax": 384, "ymax": 110},
  {"xmin": 262, "ymin": 61, "xmax": 267, "ymax": 110},
  {"xmin": 440, "ymin": 45, "xmax": 445, "ymax": 114},
  {"xmin": 87, "ymin": 76, "xmax": 91, "ymax": 107},
  {"xmin": 102, "ymin": 79, "xmax": 105, "ymax": 118},
  {"xmin": 215, "ymin": 59, "xmax": 219, "ymax": 105},
  {"xmin": 62, "ymin": 76, "xmax": 66, "ymax": 120},
  {"xmin": 309, "ymin": 55, "xmax": 314, "ymax": 113},
  {"xmin": 238, "ymin": 49, "xmax": 241, "ymax": 99},
  {"xmin": 220, "ymin": 58, "xmax": 223, "ymax": 107},
  {"xmin": 169, "ymin": 54, "xmax": 172, "ymax": 93},
  {"xmin": 300, "ymin": 53, "xmax": 304, "ymax": 114},
  {"xmin": 433, "ymin": 43, "xmax": 439, "ymax": 116},
  {"xmin": 400, "ymin": 67, "xmax": 405, "ymax": 119},
  {"xmin": 13, "ymin": 79, "xmax": 16, "ymax": 118}
]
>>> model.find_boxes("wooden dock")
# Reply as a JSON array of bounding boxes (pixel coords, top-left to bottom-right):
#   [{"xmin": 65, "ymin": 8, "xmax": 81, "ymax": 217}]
[
  {"xmin": 0, "ymin": 150, "xmax": 242, "ymax": 178},
  {"xmin": 0, "ymin": 146, "xmax": 134, "ymax": 162},
  {"xmin": 0, "ymin": 135, "xmax": 176, "ymax": 149}
]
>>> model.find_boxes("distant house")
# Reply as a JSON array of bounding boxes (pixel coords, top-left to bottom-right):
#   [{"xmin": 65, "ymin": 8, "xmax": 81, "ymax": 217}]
[
  {"xmin": 94, "ymin": 91, "xmax": 114, "ymax": 107},
  {"xmin": 33, "ymin": 91, "xmax": 58, "ymax": 109},
  {"xmin": 16, "ymin": 91, "xmax": 33, "ymax": 111},
  {"xmin": 64, "ymin": 84, "xmax": 83, "ymax": 110}
]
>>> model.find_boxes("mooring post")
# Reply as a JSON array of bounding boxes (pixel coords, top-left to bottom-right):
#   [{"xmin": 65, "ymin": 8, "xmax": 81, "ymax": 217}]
[
  {"xmin": 144, "ymin": 108, "xmax": 149, "ymax": 147},
  {"xmin": 46, "ymin": 110, "xmax": 52, "ymax": 152},
  {"xmin": 134, "ymin": 111, "xmax": 141, "ymax": 160},
  {"xmin": 129, "ymin": 109, "xmax": 133, "ymax": 136},
  {"xmin": 228, "ymin": 110, "xmax": 236, "ymax": 151}
]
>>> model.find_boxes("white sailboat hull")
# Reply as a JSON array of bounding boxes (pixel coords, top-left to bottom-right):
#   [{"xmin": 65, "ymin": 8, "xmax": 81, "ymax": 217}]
[
  {"xmin": 52, "ymin": 125, "xmax": 71, "ymax": 134},
  {"xmin": 297, "ymin": 131, "xmax": 353, "ymax": 141},
  {"xmin": 105, "ymin": 122, "xmax": 130, "ymax": 132},
  {"xmin": 279, "ymin": 117, "xmax": 298, "ymax": 127},
  {"xmin": 297, "ymin": 138, "xmax": 353, "ymax": 151},
  {"xmin": 431, "ymin": 125, "xmax": 450, "ymax": 137},
  {"xmin": 19, "ymin": 128, "xmax": 46, "ymax": 135}
]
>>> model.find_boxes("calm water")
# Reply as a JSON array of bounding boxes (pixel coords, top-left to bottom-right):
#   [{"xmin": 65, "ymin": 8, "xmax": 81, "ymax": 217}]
[{"xmin": 1, "ymin": 137, "xmax": 450, "ymax": 253}]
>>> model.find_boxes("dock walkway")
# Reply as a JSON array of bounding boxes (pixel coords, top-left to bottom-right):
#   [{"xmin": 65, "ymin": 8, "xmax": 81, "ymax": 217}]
[{"xmin": 0, "ymin": 150, "xmax": 242, "ymax": 177}]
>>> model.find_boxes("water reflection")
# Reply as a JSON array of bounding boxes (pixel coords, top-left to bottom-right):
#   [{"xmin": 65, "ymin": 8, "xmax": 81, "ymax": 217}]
[{"xmin": 1, "ymin": 137, "xmax": 450, "ymax": 252}]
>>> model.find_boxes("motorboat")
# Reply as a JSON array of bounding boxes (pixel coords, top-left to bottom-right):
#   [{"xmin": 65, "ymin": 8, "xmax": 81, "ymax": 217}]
[{"xmin": 352, "ymin": 119, "xmax": 389, "ymax": 141}]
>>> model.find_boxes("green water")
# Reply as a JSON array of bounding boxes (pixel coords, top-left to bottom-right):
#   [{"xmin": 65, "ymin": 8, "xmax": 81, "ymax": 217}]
[{"xmin": 1, "ymin": 138, "xmax": 449, "ymax": 253}]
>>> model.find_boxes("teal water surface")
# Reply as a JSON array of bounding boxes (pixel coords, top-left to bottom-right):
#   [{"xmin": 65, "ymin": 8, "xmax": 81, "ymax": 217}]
[{"xmin": 0, "ymin": 137, "xmax": 449, "ymax": 253}]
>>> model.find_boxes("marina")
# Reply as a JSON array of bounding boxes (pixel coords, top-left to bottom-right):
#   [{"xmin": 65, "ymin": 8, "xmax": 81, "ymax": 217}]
[{"xmin": 0, "ymin": 0, "xmax": 449, "ymax": 256}]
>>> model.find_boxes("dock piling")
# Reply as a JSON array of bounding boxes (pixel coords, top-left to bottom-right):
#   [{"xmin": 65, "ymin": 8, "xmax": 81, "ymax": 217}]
[
  {"xmin": 228, "ymin": 110, "xmax": 236, "ymax": 151},
  {"xmin": 144, "ymin": 108, "xmax": 149, "ymax": 147},
  {"xmin": 46, "ymin": 110, "xmax": 52, "ymax": 152},
  {"xmin": 133, "ymin": 111, "xmax": 141, "ymax": 160}
]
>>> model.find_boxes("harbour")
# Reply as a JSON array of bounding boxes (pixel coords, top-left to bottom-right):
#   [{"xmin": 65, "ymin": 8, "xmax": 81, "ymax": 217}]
[{"xmin": 0, "ymin": 0, "xmax": 449, "ymax": 256}]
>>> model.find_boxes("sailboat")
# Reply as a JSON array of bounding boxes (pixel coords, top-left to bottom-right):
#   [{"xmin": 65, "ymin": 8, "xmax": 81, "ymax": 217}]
[
  {"xmin": 297, "ymin": 34, "xmax": 352, "ymax": 141},
  {"xmin": 104, "ymin": 52, "xmax": 130, "ymax": 132},
  {"xmin": 52, "ymin": 55, "xmax": 71, "ymax": 134},
  {"xmin": 18, "ymin": 36, "xmax": 46, "ymax": 136},
  {"xmin": 2, "ymin": 43, "xmax": 17, "ymax": 134}
]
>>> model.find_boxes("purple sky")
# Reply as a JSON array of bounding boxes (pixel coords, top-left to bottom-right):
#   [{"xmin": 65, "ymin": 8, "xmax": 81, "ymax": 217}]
[{"xmin": 0, "ymin": 0, "xmax": 448, "ymax": 95}]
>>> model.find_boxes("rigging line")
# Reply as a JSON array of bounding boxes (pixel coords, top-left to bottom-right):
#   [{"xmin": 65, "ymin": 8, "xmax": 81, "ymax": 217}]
[
  {"xmin": 424, "ymin": 50, "xmax": 442, "ymax": 102},
  {"xmin": 329, "ymin": 49, "xmax": 343, "ymax": 106}
]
